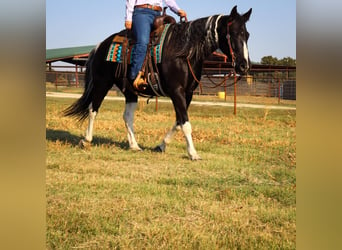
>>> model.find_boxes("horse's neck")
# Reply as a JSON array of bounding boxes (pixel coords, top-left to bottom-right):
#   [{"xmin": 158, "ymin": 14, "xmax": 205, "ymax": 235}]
[
  {"xmin": 187, "ymin": 15, "xmax": 223, "ymax": 61},
  {"xmin": 163, "ymin": 15, "xmax": 224, "ymax": 64}
]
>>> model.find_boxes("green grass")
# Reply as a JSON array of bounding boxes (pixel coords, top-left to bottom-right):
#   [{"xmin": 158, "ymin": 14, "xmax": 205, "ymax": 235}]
[{"xmin": 46, "ymin": 96, "xmax": 296, "ymax": 249}]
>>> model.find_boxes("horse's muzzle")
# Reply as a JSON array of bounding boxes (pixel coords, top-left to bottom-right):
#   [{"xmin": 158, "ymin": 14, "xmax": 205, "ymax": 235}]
[{"xmin": 236, "ymin": 60, "xmax": 249, "ymax": 75}]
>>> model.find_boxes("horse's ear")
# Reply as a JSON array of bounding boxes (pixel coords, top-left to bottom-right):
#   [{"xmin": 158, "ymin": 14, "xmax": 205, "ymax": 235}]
[
  {"xmin": 243, "ymin": 8, "xmax": 252, "ymax": 22},
  {"xmin": 230, "ymin": 5, "xmax": 238, "ymax": 17}
]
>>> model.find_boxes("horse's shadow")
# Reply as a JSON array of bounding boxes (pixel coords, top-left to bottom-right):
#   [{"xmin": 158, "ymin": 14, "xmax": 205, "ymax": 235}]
[{"xmin": 46, "ymin": 128, "xmax": 153, "ymax": 151}]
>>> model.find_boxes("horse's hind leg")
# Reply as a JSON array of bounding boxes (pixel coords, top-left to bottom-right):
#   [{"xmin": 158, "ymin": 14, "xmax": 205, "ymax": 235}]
[
  {"xmin": 80, "ymin": 82, "xmax": 110, "ymax": 147},
  {"xmin": 123, "ymin": 101, "xmax": 142, "ymax": 151},
  {"xmin": 84, "ymin": 103, "xmax": 97, "ymax": 142},
  {"xmin": 79, "ymin": 103, "xmax": 97, "ymax": 147}
]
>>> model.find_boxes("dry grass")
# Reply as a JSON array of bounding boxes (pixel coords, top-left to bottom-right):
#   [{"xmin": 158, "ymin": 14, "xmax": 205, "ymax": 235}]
[{"xmin": 46, "ymin": 96, "xmax": 296, "ymax": 249}]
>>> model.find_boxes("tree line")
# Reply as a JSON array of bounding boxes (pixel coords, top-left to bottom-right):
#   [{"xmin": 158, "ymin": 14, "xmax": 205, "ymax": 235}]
[{"xmin": 260, "ymin": 56, "xmax": 296, "ymax": 66}]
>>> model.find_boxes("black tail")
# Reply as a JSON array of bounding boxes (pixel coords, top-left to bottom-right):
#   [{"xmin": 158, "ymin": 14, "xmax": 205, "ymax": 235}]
[{"xmin": 63, "ymin": 48, "xmax": 96, "ymax": 122}]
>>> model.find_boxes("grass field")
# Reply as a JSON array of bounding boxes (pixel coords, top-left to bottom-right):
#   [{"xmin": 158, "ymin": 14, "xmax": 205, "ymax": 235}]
[{"xmin": 46, "ymin": 96, "xmax": 296, "ymax": 249}]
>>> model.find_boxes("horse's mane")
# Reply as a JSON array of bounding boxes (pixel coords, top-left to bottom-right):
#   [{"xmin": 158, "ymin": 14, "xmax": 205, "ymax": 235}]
[{"xmin": 166, "ymin": 15, "xmax": 225, "ymax": 62}]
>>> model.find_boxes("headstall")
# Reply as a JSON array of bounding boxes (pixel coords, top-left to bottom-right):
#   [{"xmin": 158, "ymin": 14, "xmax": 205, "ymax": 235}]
[{"xmin": 226, "ymin": 21, "xmax": 235, "ymax": 67}]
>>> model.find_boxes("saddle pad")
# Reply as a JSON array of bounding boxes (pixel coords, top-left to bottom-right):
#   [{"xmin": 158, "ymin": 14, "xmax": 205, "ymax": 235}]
[{"xmin": 106, "ymin": 24, "xmax": 171, "ymax": 64}]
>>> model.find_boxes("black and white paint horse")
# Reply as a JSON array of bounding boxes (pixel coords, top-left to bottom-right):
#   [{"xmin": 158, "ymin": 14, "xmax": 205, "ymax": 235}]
[{"xmin": 64, "ymin": 6, "xmax": 252, "ymax": 160}]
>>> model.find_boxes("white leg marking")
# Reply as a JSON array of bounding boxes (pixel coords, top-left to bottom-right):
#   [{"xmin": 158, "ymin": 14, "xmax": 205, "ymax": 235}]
[
  {"xmin": 157, "ymin": 123, "xmax": 181, "ymax": 152},
  {"xmin": 123, "ymin": 102, "xmax": 142, "ymax": 151},
  {"xmin": 182, "ymin": 122, "xmax": 201, "ymax": 160},
  {"xmin": 243, "ymin": 41, "xmax": 249, "ymax": 68},
  {"xmin": 85, "ymin": 104, "xmax": 96, "ymax": 142}
]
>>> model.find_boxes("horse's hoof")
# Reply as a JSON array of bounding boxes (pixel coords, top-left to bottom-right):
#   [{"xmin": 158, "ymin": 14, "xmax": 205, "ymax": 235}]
[
  {"xmin": 131, "ymin": 146, "xmax": 142, "ymax": 151},
  {"xmin": 190, "ymin": 154, "xmax": 202, "ymax": 161},
  {"xmin": 153, "ymin": 145, "xmax": 165, "ymax": 153},
  {"xmin": 79, "ymin": 139, "xmax": 91, "ymax": 149}
]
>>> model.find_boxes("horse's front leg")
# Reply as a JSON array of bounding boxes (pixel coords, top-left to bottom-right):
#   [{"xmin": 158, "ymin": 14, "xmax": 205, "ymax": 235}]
[
  {"xmin": 181, "ymin": 121, "xmax": 201, "ymax": 160},
  {"xmin": 169, "ymin": 91, "xmax": 201, "ymax": 160},
  {"xmin": 123, "ymin": 102, "xmax": 142, "ymax": 151}
]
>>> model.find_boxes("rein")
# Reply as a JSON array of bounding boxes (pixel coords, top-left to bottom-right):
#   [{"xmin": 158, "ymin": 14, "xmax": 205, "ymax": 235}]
[
  {"xmin": 226, "ymin": 21, "xmax": 235, "ymax": 67},
  {"xmin": 186, "ymin": 21, "xmax": 241, "ymax": 93},
  {"xmin": 201, "ymin": 68, "xmax": 242, "ymax": 88}
]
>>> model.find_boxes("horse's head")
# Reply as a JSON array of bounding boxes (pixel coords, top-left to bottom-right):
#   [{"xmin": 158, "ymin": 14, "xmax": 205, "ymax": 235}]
[{"xmin": 218, "ymin": 6, "xmax": 252, "ymax": 75}]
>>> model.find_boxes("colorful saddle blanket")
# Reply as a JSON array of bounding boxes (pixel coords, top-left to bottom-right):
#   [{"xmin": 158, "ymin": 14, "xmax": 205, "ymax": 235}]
[{"xmin": 106, "ymin": 24, "xmax": 171, "ymax": 64}]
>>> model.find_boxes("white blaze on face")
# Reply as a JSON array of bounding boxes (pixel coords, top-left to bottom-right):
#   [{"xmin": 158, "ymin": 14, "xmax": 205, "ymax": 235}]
[{"xmin": 243, "ymin": 41, "xmax": 249, "ymax": 68}]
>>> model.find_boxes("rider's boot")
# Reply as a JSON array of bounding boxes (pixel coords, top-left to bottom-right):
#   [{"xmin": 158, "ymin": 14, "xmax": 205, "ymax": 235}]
[{"xmin": 133, "ymin": 71, "xmax": 148, "ymax": 91}]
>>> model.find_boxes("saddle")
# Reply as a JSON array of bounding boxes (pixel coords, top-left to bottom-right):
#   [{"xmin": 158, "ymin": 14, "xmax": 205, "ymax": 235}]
[{"xmin": 106, "ymin": 8, "xmax": 176, "ymax": 96}]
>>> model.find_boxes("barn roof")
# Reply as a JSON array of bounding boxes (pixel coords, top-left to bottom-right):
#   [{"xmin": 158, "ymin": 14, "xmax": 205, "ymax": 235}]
[
  {"xmin": 46, "ymin": 45, "xmax": 95, "ymax": 66},
  {"xmin": 46, "ymin": 46, "xmax": 296, "ymax": 71}
]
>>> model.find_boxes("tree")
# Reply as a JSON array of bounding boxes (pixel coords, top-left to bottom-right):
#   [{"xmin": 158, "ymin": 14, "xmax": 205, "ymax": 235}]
[
  {"xmin": 261, "ymin": 55, "xmax": 296, "ymax": 66},
  {"xmin": 279, "ymin": 57, "xmax": 296, "ymax": 66},
  {"xmin": 261, "ymin": 56, "xmax": 279, "ymax": 65}
]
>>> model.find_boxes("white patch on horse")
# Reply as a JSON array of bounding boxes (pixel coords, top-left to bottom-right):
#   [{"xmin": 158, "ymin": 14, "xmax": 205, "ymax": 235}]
[
  {"xmin": 123, "ymin": 102, "xmax": 141, "ymax": 151},
  {"xmin": 205, "ymin": 16, "xmax": 216, "ymax": 46},
  {"xmin": 85, "ymin": 103, "xmax": 96, "ymax": 142},
  {"xmin": 214, "ymin": 15, "xmax": 223, "ymax": 45},
  {"xmin": 243, "ymin": 41, "xmax": 249, "ymax": 68},
  {"xmin": 181, "ymin": 121, "xmax": 201, "ymax": 160},
  {"xmin": 157, "ymin": 123, "xmax": 181, "ymax": 152},
  {"xmin": 205, "ymin": 16, "xmax": 214, "ymax": 30}
]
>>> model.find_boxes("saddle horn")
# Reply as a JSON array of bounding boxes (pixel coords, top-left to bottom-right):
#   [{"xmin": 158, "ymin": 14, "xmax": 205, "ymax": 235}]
[{"xmin": 153, "ymin": 7, "xmax": 176, "ymax": 30}]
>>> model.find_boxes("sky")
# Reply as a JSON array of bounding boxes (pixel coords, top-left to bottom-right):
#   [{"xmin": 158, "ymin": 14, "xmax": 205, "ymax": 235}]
[{"xmin": 46, "ymin": 0, "xmax": 296, "ymax": 63}]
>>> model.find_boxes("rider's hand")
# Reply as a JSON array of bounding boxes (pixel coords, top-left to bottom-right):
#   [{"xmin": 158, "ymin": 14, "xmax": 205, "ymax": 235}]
[
  {"xmin": 178, "ymin": 9, "xmax": 187, "ymax": 18},
  {"xmin": 125, "ymin": 21, "xmax": 132, "ymax": 30}
]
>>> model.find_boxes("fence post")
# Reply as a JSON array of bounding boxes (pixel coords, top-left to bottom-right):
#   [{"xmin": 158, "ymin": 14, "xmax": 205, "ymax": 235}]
[
  {"xmin": 75, "ymin": 64, "xmax": 79, "ymax": 87},
  {"xmin": 278, "ymin": 77, "xmax": 281, "ymax": 104},
  {"xmin": 224, "ymin": 76, "xmax": 227, "ymax": 102},
  {"xmin": 234, "ymin": 74, "xmax": 237, "ymax": 115},
  {"xmin": 55, "ymin": 71, "xmax": 58, "ymax": 90}
]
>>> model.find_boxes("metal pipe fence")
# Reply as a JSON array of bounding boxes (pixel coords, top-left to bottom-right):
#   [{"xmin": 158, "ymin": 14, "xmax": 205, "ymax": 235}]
[{"xmin": 46, "ymin": 64, "xmax": 296, "ymax": 106}]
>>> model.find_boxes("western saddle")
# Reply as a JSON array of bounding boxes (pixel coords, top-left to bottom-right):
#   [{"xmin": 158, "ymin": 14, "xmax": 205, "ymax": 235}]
[{"xmin": 113, "ymin": 8, "xmax": 176, "ymax": 94}]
